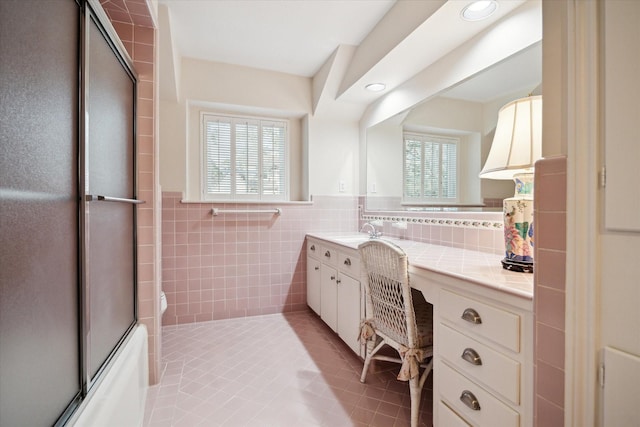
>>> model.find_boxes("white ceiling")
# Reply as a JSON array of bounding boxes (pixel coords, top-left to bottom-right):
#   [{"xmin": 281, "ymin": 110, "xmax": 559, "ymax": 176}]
[
  {"xmin": 160, "ymin": 0, "xmax": 395, "ymax": 77},
  {"xmin": 159, "ymin": 0, "xmax": 541, "ymax": 107}
]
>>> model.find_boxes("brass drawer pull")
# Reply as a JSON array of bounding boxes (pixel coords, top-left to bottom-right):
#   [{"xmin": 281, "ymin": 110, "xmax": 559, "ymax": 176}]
[
  {"xmin": 460, "ymin": 390, "xmax": 481, "ymax": 411},
  {"xmin": 461, "ymin": 308, "xmax": 482, "ymax": 324},
  {"xmin": 461, "ymin": 348, "xmax": 482, "ymax": 365},
  {"xmin": 344, "ymin": 258, "xmax": 351, "ymax": 266},
  {"xmin": 310, "ymin": 244, "xmax": 315, "ymax": 251},
  {"xmin": 324, "ymin": 250, "xmax": 331, "ymax": 258}
]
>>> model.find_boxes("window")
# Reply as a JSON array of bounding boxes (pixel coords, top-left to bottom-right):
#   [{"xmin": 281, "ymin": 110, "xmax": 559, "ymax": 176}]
[
  {"xmin": 403, "ymin": 133, "xmax": 458, "ymax": 203},
  {"xmin": 202, "ymin": 113, "xmax": 288, "ymax": 201}
]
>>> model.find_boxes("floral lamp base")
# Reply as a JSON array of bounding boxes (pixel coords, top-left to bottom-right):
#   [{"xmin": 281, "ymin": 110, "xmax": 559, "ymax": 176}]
[
  {"xmin": 502, "ymin": 173, "xmax": 534, "ymax": 273},
  {"xmin": 501, "ymin": 257, "xmax": 534, "ymax": 273}
]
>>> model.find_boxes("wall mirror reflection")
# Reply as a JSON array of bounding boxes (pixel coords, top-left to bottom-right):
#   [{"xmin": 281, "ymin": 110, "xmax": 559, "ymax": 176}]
[{"xmin": 365, "ymin": 42, "xmax": 542, "ymax": 213}]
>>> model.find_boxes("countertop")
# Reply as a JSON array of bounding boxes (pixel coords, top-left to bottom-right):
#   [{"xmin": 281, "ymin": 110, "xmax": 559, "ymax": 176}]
[{"xmin": 306, "ymin": 232, "xmax": 534, "ymax": 300}]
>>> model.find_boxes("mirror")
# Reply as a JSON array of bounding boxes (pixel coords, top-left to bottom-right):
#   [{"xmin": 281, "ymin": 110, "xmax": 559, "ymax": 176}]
[{"xmin": 365, "ymin": 43, "xmax": 542, "ymax": 212}]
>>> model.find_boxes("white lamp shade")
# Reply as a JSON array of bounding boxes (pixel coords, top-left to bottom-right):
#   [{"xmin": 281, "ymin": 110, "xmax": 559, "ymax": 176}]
[{"xmin": 479, "ymin": 95, "xmax": 542, "ymax": 180}]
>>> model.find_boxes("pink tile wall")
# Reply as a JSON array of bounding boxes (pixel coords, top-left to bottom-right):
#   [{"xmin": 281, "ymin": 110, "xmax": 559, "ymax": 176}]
[
  {"xmin": 161, "ymin": 193, "xmax": 358, "ymax": 325},
  {"xmin": 482, "ymin": 198, "xmax": 503, "ymax": 208},
  {"xmin": 373, "ymin": 219, "xmax": 504, "ymax": 254},
  {"xmin": 533, "ymin": 156, "xmax": 567, "ymax": 426},
  {"xmin": 359, "ymin": 197, "xmax": 504, "ymax": 255},
  {"xmin": 101, "ymin": 0, "xmax": 161, "ymax": 384}
]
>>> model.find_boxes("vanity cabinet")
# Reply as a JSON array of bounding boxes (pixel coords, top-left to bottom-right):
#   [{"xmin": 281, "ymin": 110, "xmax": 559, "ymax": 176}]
[
  {"xmin": 306, "ymin": 240, "xmax": 321, "ymax": 315},
  {"xmin": 433, "ymin": 287, "xmax": 533, "ymax": 427},
  {"xmin": 307, "ymin": 238, "xmax": 363, "ymax": 356},
  {"xmin": 306, "ymin": 233, "xmax": 534, "ymax": 426}
]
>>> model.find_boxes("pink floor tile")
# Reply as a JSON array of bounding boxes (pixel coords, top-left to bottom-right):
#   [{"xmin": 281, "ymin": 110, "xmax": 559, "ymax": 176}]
[{"xmin": 144, "ymin": 310, "xmax": 433, "ymax": 427}]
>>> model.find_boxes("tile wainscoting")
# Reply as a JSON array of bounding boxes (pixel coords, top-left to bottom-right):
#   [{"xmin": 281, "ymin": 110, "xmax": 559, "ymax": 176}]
[
  {"xmin": 161, "ymin": 193, "xmax": 358, "ymax": 325},
  {"xmin": 161, "ymin": 192, "xmax": 506, "ymax": 326}
]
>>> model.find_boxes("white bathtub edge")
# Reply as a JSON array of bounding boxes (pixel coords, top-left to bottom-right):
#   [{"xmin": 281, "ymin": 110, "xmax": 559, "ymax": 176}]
[{"xmin": 69, "ymin": 324, "xmax": 149, "ymax": 427}]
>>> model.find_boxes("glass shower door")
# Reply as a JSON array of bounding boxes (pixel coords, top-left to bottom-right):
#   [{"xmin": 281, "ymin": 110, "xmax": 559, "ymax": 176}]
[
  {"xmin": 83, "ymin": 11, "xmax": 138, "ymax": 381},
  {"xmin": 0, "ymin": 1, "xmax": 81, "ymax": 425}
]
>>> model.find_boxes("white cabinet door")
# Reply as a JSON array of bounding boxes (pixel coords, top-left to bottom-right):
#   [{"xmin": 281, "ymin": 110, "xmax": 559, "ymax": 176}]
[
  {"xmin": 603, "ymin": 0, "xmax": 640, "ymax": 232},
  {"xmin": 306, "ymin": 257, "xmax": 321, "ymax": 315},
  {"xmin": 602, "ymin": 347, "xmax": 640, "ymax": 427},
  {"xmin": 337, "ymin": 273, "xmax": 361, "ymax": 355},
  {"xmin": 320, "ymin": 264, "xmax": 338, "ymax": 331}
]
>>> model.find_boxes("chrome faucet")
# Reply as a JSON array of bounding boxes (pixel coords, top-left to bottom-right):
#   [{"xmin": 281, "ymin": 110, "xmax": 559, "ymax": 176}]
[{"xmin": 360, "ymin": 222, "xmax": 382, "ymax": 239}]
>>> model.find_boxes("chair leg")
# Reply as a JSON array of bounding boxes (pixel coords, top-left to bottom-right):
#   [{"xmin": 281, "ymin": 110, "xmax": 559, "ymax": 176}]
[
  {"xmin": 418, "ymin": 359, "xmax": 433, "ymax": 389},
  {"xmin": 360, "ymin": 354, "xmax": 373, "ymax": 383},
  {"xmin": 360, "ymin": 339, "xmax": 385, "ymax": 383},
  {"xmin": 409, "ymin": 375, "xmax": 422, "ymax": 427}
]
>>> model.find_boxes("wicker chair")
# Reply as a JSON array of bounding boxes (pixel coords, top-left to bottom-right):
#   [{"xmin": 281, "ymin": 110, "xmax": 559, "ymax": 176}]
[{"xmin": 358, "ymin": 239, "xmax": 434, "ymax": 427}]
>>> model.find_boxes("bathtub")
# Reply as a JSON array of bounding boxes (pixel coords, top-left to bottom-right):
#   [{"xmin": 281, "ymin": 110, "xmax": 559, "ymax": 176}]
[{"xmin": 69, "ymin": 324, "xmax": 149, "ymax": 427}]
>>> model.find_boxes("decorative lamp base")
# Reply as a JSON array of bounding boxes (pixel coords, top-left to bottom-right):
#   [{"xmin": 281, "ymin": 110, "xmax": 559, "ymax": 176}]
[
  {"xmin": 502, "ymin": 172, "xmax": 535, "ymax": 273},
  {"xmin": 501, "ymin": 258, "xmax": 534, "ymax": 273}
]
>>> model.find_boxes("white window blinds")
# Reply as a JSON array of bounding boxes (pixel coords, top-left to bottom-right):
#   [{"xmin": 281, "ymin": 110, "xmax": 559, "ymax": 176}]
[
  {"xmin": 403, "ymin": 133, "xmax": 458, "ymax": 203},
  {"xmin": 203, "ymin": 114, "xmax": 288, "ymax": 200},
  {"xmin": 261, "ymin": 121, "xmax": 286, "ymax": 196}
]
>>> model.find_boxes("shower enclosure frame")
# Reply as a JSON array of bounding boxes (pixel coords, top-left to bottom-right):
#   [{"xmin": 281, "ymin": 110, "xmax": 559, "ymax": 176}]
[
  {"xmin": 76, "ymin": 0, "xmax": 141, "ymax": 406},
  {"xmin": 0, "ymin": 0, "xmax": 141, "ymax": 425}
]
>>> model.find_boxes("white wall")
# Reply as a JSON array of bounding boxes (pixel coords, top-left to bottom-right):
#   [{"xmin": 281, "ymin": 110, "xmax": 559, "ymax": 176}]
[
  {"xmin": 158, "ymin": 2, "xmax": 542, "ymax": 204},
  {"xmin": 159, "ymin": 57, "xmax": 360, "ymax": 200},
  {"xmin": 366, "ymin": 120, "xmax": 403, "ymax": 198},
  {"xmin": 307, "ymin": 117, "xmax": 360, "ymax": 197}
]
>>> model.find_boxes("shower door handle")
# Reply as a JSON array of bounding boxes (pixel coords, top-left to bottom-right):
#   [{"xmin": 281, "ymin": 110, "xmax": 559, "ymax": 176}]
[{"xmin": 86, "ymin": 194, "xmax": 145, "ymax": 204}]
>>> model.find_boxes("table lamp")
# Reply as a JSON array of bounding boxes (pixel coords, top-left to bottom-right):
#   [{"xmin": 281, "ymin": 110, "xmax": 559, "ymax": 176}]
[{"xmin": 479, "ymin": 95, "xmax": 542, "ymax": 273}]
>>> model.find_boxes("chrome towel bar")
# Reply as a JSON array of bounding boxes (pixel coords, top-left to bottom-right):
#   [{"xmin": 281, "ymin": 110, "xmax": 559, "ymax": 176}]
[
  {"xmin": 86, "ymin": 194, "xmax": 145, "ymax": 204},
  {"xmin": 211, "ymin": 208, "xmax": 281, "ymax": 216}
]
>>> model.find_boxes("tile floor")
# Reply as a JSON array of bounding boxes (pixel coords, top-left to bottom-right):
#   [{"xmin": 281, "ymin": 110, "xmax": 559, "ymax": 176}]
[{"xmin": 143, "ymin": 310, "xmax": 433, "ymax": 427}]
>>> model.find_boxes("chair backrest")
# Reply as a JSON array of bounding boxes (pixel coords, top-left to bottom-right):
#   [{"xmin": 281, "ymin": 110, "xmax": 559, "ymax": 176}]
[{"xmin": 358, "ymin": 240, "xmax": 418, "ymax": 348}]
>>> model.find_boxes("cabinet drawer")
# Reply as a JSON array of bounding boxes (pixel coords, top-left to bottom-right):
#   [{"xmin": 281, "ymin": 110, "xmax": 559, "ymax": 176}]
[
  {"xmin": 438, "ymin": 401, "xmax": 472, "ymax": 427},
  {"xmin": 440, "ymin": 289, "xmax": 520, "ymax": 353},
  {"xmin": 440, "ymin": 324, "xmax": 520, "ymax": 404},
  {"xmin": 439, "ymin": 363, "xmax": 520, "ymax": 427},
  {"xmin": 307, "ymin": 239, "xmax": 321, "ymax": 259},
  {"xmin": 320, "ymin": 244, "xmax": 338, "ymax": 267},
  {"xmin": 338, "ymin": 251, "xmax": 360, "ymax": 277}
]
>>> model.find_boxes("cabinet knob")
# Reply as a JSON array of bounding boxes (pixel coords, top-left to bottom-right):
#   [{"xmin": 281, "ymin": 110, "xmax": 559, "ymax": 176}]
[
  {"xmin": 459, "ymin": 390, "xmax": 481, "ymax": 411},
  {"xmin": 314, "ymin": 266, "xmax": 319, "ymax": 271},
  {"xmin": 325, "ymin": 250, "xmax": 331, "ymax": 258},
  {"xmin": 310, "ymin": 244, "xmax": 315, "ymax": 251},
  {"xmin": 461, "ymin": 308, "xmax": 482, "ymax": 324},
  {"xmin": 343, "ymin": 258, "xmax": 351, "ymax": 266},
  {"xmin": 336, "ymin": 278, "xmax": 341, "ymax": 284},
  {"xmin": 330, "ymin": 275, "xmax": 335, "ymax": 281},
  {"xmin": 461, "ymin": 348, "xmax": 482, "ymax": 365}
]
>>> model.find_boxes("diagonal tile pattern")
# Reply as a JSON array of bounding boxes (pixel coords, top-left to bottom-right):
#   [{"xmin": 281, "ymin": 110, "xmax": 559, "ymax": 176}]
[{"xmin": 144, "ymin": 310, "xmax": 433, "ymax": 427}]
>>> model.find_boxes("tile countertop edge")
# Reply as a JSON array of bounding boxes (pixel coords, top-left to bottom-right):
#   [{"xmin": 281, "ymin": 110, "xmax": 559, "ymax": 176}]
[{"xmin": 306, "ymin": 232, "xmax": 534, "ymax": 300}]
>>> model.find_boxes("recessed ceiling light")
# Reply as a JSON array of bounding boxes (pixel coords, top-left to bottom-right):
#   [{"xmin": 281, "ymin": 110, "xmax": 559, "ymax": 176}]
[
  {"xmin": 461, "ymin": 0, "xmax": 498, "ymax": 21},
  {"xmin": 365, "ymin": 83, "xmax": 386, "ymax": 92}
]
